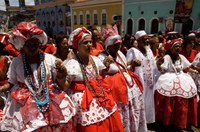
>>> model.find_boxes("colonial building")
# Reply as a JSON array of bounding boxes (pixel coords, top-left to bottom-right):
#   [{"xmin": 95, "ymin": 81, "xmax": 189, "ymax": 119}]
[
  {"xmin": 0, "ymin": 10, "xmax": 8, "ymax": 32},
  {"xmin": 123, "ymin": 0, "xmax": 200, "ymax": 35},
  {"xmin": 70, "ymin": 0, "xmax": 122, "ymax": 33},
  {"xmin": 4, "ymin": 0, "xmax": 36, "ymax": 30},
  {"xmin": 34, "ymin": 0, "xmax": 74, "ymax": 37}
]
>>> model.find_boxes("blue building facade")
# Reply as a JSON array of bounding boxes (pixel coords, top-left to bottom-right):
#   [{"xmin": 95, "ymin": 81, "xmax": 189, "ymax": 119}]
[
  {"xmin": 35, "ymin": 0, "xmax": 71, "ymax": 37},
  {"xmin": 123, "ymin": 0, "xmax": 200, "ymax": 35}
]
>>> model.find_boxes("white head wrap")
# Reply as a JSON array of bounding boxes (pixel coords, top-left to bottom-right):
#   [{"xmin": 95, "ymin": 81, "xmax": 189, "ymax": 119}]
[{"xmin": 135, "ymin": 30, "xmax": 147, "ymax": 40}]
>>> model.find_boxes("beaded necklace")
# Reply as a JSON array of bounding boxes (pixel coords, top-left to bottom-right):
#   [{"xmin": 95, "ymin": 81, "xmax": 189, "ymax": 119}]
[
  {"xmin": 76, "ymin": 54, "xmax": 106, "ymax": 103},
  {"xmin": 23, "ymin": 52, "xmax": 49, "ymax": 113}
]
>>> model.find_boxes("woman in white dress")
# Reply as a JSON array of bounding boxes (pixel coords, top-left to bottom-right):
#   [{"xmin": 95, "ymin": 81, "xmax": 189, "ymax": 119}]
[
  {"xmin": 155, "ymin": 38, "xmax": 198, "ymax": 130},
  {"xmin": 62, "ymin": 27, "xmax": 124, "ymax": 132},
  {"xmin": 97, "ymin": 24, "xmax": 147, "ymax": 132},
  {"xmin": 0, "ymin": 22, "xmax": 76, "ymax": 132}
]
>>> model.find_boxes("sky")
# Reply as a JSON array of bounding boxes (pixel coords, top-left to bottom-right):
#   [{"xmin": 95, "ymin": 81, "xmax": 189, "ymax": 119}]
[{"xmin": 0, "ymin": 0, "xmax": 35, "ymax": 11}]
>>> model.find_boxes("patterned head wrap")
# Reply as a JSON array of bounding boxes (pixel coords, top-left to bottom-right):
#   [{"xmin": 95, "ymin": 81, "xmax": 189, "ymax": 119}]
[
  {"xmin": 101, "ymin": 24, "xmax": 122, "ymax": 49},
  {"xmin": 164, "ymin": 38, "xmax": 182, "ymax": 51},
  {"xmin": 68, "ymin": 27, "xmax": 91, "ymax": 50},
  {"xmin": 9, "ymin": 22, "xmax": 47, "ymax": 50}
]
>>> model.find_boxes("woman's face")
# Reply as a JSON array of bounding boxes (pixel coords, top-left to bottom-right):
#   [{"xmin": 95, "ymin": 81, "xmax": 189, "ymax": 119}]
[
  {"xmin": 60, "ymin": 38, "xmax": 69, "ymax": 51},
  {"xmin": 78, "ymin": 35, "xmax": 92, "ymax": 56},
  {"xmin": 186, "ymin": 41, "xmax": 194, "ymax": 50},
  {"xmin": 171, "ymin": 43, "xmax": 181, "ymax": 56},
  {"xmin": 22, "ymin": 38, "xmax": 40, "ymax": 57},
  {"xmin": 107, "ymin": 42, "xmax": 121, "ymax": 56}
]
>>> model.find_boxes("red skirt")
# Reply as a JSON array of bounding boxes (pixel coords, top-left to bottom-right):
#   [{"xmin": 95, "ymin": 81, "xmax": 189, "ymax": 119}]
[
  {"xmin": 155, "ymin": 91, "xmax": 198, "ymax": 129},
  {"xmin": 77, "ymin": 110, "xmax": 124, "ymax": 132}
]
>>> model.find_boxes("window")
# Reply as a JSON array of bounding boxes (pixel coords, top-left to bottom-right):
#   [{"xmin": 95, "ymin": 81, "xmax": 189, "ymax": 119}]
[
  {"xmin": 19, "ymin": 0, "xmax": 25, "ymax": 7},
  {"xmin": 36, "ymin": 12, "xmax": 40, "ymax": 20},
  {"xmin": 94, "ymin": 14, "xmax": 98, "ymax": 25},
  {"xmin": 181, "ymin": 19, "xmax": 193, "ymax": 35},
  {"xmin": 101, "ymin": 9, "xmax": 106, "ymax": 25},
  {"xmin": 86, "ymin": 14, "xmax": 90, "ymax": 25},
  {"xmin": 46, "ymin": 12, "xmax": 50, "ymax": 21},
  {"xmin": 127, "ymin": 19, "xmax": 133, "ymax": 35},
  {"xmin": 102, "ymin": 13, "xmax": 106, "ymax": 25},
  {"xmin": 5, "ymin": 0, "xmax": 10, "ymax": 6},
  {"xmin": 51, "ymin": 10, "xmax": 55, "ymax": 20},
  {"xmin": 93, "ymin": 10, "xmax": 98, "ymax": 25},
  {"xmin": 74, "ymin": 12, "xmax": 77, "ymax": 25},
  {"xmin": 138, "ymin": 18, "xmax": 145, "ymax": 30},
  {"xmin": 151, "ymin": 19, "xmax": 159, "ymax": 34},
  {"xmin": 80, "ymin": 14, "xmax": 83, "ymax": 25}
]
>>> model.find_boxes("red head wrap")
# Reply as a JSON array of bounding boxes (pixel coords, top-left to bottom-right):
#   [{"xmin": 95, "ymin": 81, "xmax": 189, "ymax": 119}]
[
  {"xmin": 164, "ymin": 38, "xmax": 182, "ymax": 51},
  {"xmin": 68, "ymin": 27, "xmax": 91, "ymax": 49}
]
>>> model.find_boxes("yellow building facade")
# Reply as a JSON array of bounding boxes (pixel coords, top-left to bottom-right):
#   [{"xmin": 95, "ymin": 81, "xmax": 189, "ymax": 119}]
[{"xmin": 71, "ymin": 0, "xmax": 122, "ymax": 32}]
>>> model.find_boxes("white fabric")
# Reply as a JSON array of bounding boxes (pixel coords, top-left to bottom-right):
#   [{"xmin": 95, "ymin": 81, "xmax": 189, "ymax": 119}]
[
  {"xmin": 9, "ymin": 32, "xmax": 48, "ymax": 51},
  {"xmin": 156, "ymin": 54, "xmax": 197, "ymax": 98},
  {"xmin": 98, "ymin": 51, "xmax": 147, "ymax": 131},
  {"xmin": 1, "ymin": 53, "xmax": 76, "ymax": 132},
  {"xmin": 98, "ymin": 51, "xmax": 142, "ymax": 100},
  {"xmin": 126, "ymin": 47, "xmax": 156, "ymax": 123},
  {"xmin": 68, "ymin": 27, "xmax": 91, "ymax": 46},
  {"xmin": 104, "ymin": 35, "xmax": 121, "ymax": 49},
  {"xmin": 64, "ymin": 56, "xmax": 117, "ymax": 126},
  {"xmin": 135, "ymin": 30, "xmax": 147, "ymax": 40},
  {"xmin": 192, "ymin": 52, "xmax": 200, "ymax": 68},
  {"xmin": 192, "ymin": 52, "xmax": 200, "ymax": 92}
]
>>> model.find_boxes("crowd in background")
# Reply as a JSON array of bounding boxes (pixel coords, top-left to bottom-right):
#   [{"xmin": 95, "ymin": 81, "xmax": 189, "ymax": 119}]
[{"xmin": 0, "ymin": 21, "xmax": 200, "ymax": 132}]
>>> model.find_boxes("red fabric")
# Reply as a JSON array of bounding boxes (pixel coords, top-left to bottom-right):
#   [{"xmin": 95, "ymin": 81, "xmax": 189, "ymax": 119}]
[
  {"xmin": 128, "ymin": 68, "xmax": 143, "ymax": 92},
  {"xmin": 104, "ymin": 69, "xmax": 143, "ymax": 104},
  {"xmin": 4, "ymin": 44, "xmax": 20, "ymax": 56},
  {"xmin": 103, "ymin": 73, "xmax": 128, "ymax": 103},
  {"xmin": 164, "ymin": 39, "xmax": 182, "ymax": 51},
  {"xmin": 71, "ymin": 78, "xmax": 115, "ymax": 110},
  {"xmin": 77, "ymin": 110, "xmax": 124, "ymax": 132},
  {"xmin": 90, "ymin": 42, "xmax": 104, "ymax": 56},
  {"xmin": 72, "ymin": 27, "xmax": 91, "ymax": 49},
  {"xmin": 155, "ymin": 91, "xmax": 198, "ymax": 129},
  {"xmin": 0, "ymin": 33, "xmax": 9, "ymax": 45},
  {"xmin": 0, "ymin": 57, "xmax": 7, "ymax": 73},
  {"xmin": 0, "ymin": 109, "xmax": 3, "ymax": 122},
  {"xmin": 11, "ymin": 22, "xmax": 43, "ymax": 38},
  {"xmin": 0, "ymin": 80, "xmax": 7, "ymax": 86},
  {"xmin": 10, "ymin": 82, "xmax": 66, "ymax": 125},
  {"xmin": 40, "ymin": 43, "xmax": 56, "ymax": 54},
  {"xmin": 0, "ymin": 56, "xmax": 9, "ymax": 84},
  {"xmin": 180, "ymin": 49, "xmax": 198, "ymax": 63},
  {"xmin": 35, "ymin": 119, "xmax": 76, "ymax": 132}
]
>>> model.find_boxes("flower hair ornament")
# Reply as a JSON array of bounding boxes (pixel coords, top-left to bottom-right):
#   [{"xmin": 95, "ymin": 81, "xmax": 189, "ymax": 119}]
[
  {"xmin": 68, "ymin": 27, "xmax": 91, "ymax": 50},
  {"xmin": 101, "ymin": 24, "xmax": 121, "ymax": 49},
  {"xmin": 9, "ymin": 22, "xmax": 47, "ymax": 50}
]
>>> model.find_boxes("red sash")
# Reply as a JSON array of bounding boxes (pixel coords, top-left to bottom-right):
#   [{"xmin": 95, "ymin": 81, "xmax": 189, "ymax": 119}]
[{"xmin": 71, "ymin": 77, "xmax": 115, "ymax": 111}]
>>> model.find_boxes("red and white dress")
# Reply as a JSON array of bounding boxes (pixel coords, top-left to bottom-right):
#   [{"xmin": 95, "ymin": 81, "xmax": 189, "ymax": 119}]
[
  {"xmin": 64, "ymin": 55, "xmax": 124, "ymax": 132},
  {"xmin": 0, "ymin": 53, "xmax": 76, "ymax": 132},
  {"xmin": 191, "ymin": 52, "xmax": 200, "ymax": 92},
  {"xmin": 98, "ymin": 51, "xmax": 147, "ymax": 132},
  {"xmin": 155, "ymin": 54, "xmax": 198, "ymax": 129},
  {"xmin": 126, "ymin": 46, "xmax": 157, "ymax": 124}
]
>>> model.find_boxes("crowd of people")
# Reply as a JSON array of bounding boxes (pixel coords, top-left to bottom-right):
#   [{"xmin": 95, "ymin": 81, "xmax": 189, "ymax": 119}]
[{"xmin": 0, "ymin": 21, "xmax": 200, "ymax": 132}]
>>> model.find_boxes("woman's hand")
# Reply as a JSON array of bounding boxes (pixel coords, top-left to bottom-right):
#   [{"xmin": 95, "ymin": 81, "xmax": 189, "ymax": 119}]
[
  {"xmin": 103, "ymin": 55, "xmax": 114, "ymax": 68},
  {"xmin": 131, "ymin": 59, "xmax": 141, "ymax": 67},
  {"xmin": 55, "ymin": 58, "xmax": 67, "ymax": 79}
]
